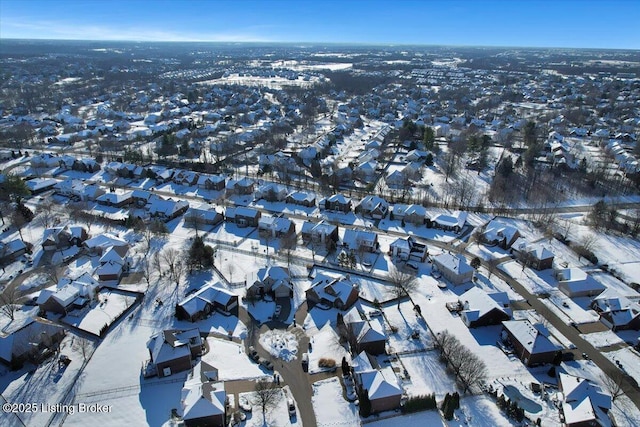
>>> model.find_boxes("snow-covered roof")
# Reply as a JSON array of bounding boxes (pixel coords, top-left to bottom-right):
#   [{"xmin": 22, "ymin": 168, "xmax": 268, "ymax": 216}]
[
  {"xmin": 502, "ymin": 320, "xmax": 561, "ymax": 355},
  {"xmin": 392, "ymin": 204, "xmax": 426, "ymax": 218},
  {"xmin": 459, "ymin": 287, "xmax": 511, "ymax": 325},
  {"xmin": 431, "ymin": 211, "xmax": 468, "ymax": 229},
  {"xmin": 301, "ymin": 220, "xmax": 336, "ymax": 236},
  {"xmin": 178, "ymin": 284, "xmax": 236, "ymax": 316},
  {"xmin": 433, "ymin": 253, "xmax": 474, "ymax": 276},
  {"xmin": 349, "ymin": 319, "xmax": 386, "ymax": 344},
  {"xmin": 84, "ymin": 233, "xmax": 129, "ymax": 250},
  {"xmin": 148, "ymin": 328, "xmax": 201, "ymax": 365},
  {"xmin": 557, "ymin": 268, "xmax": 606, "ymax": 295},
  {"xmin": 559, "ymin": 372, "xmax": 611, "ymax": 427},
  {"xmin": 358, "ymin": 366, "xmax": 402, "ymax": 400},
  {"xmin": 482, "ymin": 219, "xmax": 520, "ymax": 246}
]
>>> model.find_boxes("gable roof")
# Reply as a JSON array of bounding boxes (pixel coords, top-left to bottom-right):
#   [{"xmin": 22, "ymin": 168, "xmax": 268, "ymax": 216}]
[
  {"xmin": 459, "ymin": 287, "xmax": 511, "ymax": 325},
  {"xmin": 358, "ymin": 366, "xmax": 402, "ymax": 400},
  {"xmin": 502, "ymin": 319, "xmax": 561, "ymax": 355}
]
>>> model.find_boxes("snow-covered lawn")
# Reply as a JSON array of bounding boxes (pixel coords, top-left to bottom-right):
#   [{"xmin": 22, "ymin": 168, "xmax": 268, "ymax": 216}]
[
  {"xmin": 238, "ymin": 386, "xmax": 301, "ymax": 427},
  {"xmin": 450, "ymin": 395, "xmax": 515, "ymax": 427},
  {"xmin": 401, "ymin": 351, "xmax": 456, "ymax": 399},
  {"xmin": 603, "ymin": 347, "xmax": 640, "ymax": 386},
  {"xmin": 499, "ymin": 261, "xmax": 555, "ymax": 295},
  {"xmin": 383, "ymin": 301, "xmax": 434, "ymax": 353},
  {"xmin": 367, "ymin": 410, "xmax": 445, "ymax": 426},
  {"xmin": 307, "ymin": 323, "xmax": 349, "ymax": 374},
  {"xmin": 312, "ymin": 377, "xmax": 360, "ymax": 427},
  {"xmin": 259, "ymin": 330, "xmax": 299, "ymax": 362},
  {"xmin": 581, "ymin": 331, "xmax": 625, "ymax": 348},
  {"xmin": 202, "ymin": 337, "xmax": 266, "ymax": 380},
  {"xmin": 62, "ymin": 289, "xmax": 138, "ymax": 335}
]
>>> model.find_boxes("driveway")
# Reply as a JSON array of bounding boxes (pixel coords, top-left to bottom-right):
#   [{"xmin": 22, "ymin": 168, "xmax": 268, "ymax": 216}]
[{"xmin": 241, "ymin": 303, "xmax": 325, "ymax": 427}]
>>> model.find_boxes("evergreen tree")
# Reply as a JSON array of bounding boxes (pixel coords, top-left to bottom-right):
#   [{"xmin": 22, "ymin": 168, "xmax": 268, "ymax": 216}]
[{"xmin": 423, "ymin": 126, "xmax": 435, "ymax": 150}]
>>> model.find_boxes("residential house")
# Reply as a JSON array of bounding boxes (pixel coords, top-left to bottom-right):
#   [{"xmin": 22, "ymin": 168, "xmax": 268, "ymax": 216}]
[
  {"xmin": 355, "ymin": 195, "xmax": 389, "ymax": 219},
  {"xmin": 180, "ymin": 361, "xmax": 227, "ymax": 427},
  {"xmin": 95, "ymin": 247, "xmax": 127, "ymax": 282},
  {"xmin": 306, "ymin": 273, "xmax": 359, "ymax": 310},
  {"xmin": 96, "ymin": 190, "xmax": 134, "ymax": 208},
  {"xmin": 146, "ymin": 328, "xmax": 203, "ymax": 378},
  {"xmin": 175, "ymin": 284, "xmax": 239, "ymax": 321},
  {"xmin": 131, "ymin": 189, "xmax": 153, "ymax": 207},
  {"xmin": 592, "ymin": 289, "xmax": 640, "ymax": 331},
  {"xmin": 557, "ymin": 371, "xmax": 612, "ymax": 427},
  {"xmin": 25, "ymin": 178, "xmax": 57, "ymax": 195},
  {"xmin": 556, "ymin": 268, "xmax": 606, "ymax": 298},
  {"xmin": 258, "ymin": 215, "xmax": 296, "ymax": 239},
  {"xmin": 0, "ymin": 307, "xmax": 66, "ymax": 366},
  {"xmin": 501, "ymin": 320, "xmax": 561, "ymax": 366},
  {"xmin": 352, "ymin": 351, "xmax": 402, "ymax": 413},
  {"xmin": 37, "ymin": 272, "xmax": 99, "ymax": 315},
  {"xmin": 433, "ymin": 253, "xmax": 474, "ymax": 285},
  {"xmin": 225, "ymin": 206, "xmax": 261, "ymax": 228},
  {"xmin": 247, "ymin": 266, "xmax": 292, "ymax": 299},
  {"xmin": 345, "ymin": 313, "xmax": 387, "ymax": 355},
  {"xmin": 481, "ymin": 219, "xmax": 521, "ymax": 249},
  {"xmin": 392, "ymin": 204, "xmax": 426, "ymax": 225},
  {"xmin": 54, "ymin": 179, "xmax": 105, "ymax": 201},
  {"xmin": 320, "ymin": 194, "xmax": 352, "ymax": 213},
  {"xmin": 459, "ymin": 287, "xmax": 511, "ymax": 328},
  {"xmin": 226, "ymin": 177, "xmax": 255, "ymax": 195},
  {"xmin": 511, "ymin": 238, "xmax": 555, "ymax": 270},
  {"xmin": 301, "ymin": 221, "xmax": 339, "ymax": 250},
  {"xmin": 255, "ymin": 183, "xmax": 288, "ymax": 202},
  {"xmin": 184, "ymin": 206, "xmax": 224, "ymax": 229},
  {"xmin": 41, "ymin": 225, "xmax": 88, "ymax": 252},
  {"xmin": 83, "ymin": 233, "xmax": 129, "ymax": 256},
  {"xmin": 0, "ymin": 239, "xmax": 27, "ymax": 265},
  {"xmin": 147, "ymin": 197, "xmax": 189, "ymax": 222},
  {"xmin": 286, "ymin": 191, "xmax": 316, "ymax": 208},
  {"xmin": 342, "ymin": 229, "xmax": 378, "ymax": 253},
  {"xmin": 430, "ymin": 211, "xmax": 468, "ymax": 233},
  {"xmin": 173, "ymin": 170, "xmax": 200, "ymax": 186},
  {"xmin": 388, "ymin": 236, "xmax": 428, "ymax": 262},
  {"xmin": 197, "ymin": 174, "xmax": 226, "ymax": 191}
]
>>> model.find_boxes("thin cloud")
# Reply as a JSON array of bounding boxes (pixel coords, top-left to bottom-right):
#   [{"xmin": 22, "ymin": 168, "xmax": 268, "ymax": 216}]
[{"xmin": 0, "ymin": 19, "xmax": 275, "ymax": 42}]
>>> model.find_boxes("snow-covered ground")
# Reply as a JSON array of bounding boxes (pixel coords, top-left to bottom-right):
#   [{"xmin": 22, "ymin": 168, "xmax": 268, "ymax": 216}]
[
  {"xmin": 62, "ymin": 289, "xmax": 138, "ymax": 335},
  {"xmin": 259, "ymin": 330, "xmax": 299, "ymax": 362},
  {"xmin": 202, "ymin": 338, "xmax": 266, "ymax": 380},
  {"xmin": 312, "ymin": 377, "xmax": 360, "ymax": 427}
]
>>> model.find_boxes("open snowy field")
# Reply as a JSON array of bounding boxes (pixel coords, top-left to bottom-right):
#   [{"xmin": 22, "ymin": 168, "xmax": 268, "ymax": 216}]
[{"xmin": 312, "ymin": 377, "xmax": 360, "ymax": 427}]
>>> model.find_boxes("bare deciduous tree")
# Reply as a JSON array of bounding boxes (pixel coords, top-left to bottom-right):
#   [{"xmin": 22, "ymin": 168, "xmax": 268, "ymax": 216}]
[
  {"xmin": 601, "ymin": 369, "xmax": 625, "ymax": 402},
  {"xmin": 73, "ymin": 336, "xmax": 94, "ymax": 361},
  {"xmin": 161, "ymin": 248, "xmax": 184, "ymax": 287},
  {"xmin": 253, "ymin": 378, "xmax": 281, "ymax": 422},
  {"xmin": 0, "ymin": 287, "xmax": 20, "ymax": 321},
  {"xmin": 434, "ymin": 330, "xmax": 487, "ymax": 394},
  {"xmin": 387, "ymin": 266, "xmax": 418, "ymax": 307}
]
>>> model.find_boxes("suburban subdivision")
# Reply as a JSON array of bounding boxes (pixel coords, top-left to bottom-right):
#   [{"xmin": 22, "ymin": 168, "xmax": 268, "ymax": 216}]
[{"xmin": 0, "ymin": 39, "xmax": 639, "ymax": 427}]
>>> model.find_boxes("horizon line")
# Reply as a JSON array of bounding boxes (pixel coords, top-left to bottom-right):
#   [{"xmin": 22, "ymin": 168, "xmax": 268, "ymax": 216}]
[{"xmin": 1, "ymin": 37, "xmax": 638, "ymax": 52}]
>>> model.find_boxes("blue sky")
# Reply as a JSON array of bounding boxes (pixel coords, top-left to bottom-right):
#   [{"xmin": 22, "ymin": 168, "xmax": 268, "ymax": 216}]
[{"xmin": 1, "ymin": 0, "xmax": 638, "ymax": 49}]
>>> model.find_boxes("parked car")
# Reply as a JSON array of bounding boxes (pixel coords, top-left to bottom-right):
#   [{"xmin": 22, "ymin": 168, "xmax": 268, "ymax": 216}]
[
  {"xmin": 248, "ymin": 346, "xmax": 259, "ymax": 362},
  {"xmin": 367, "ymin": 309, "xmax": 383, "ymax": 318},
  {"xmin": 405, "ymin": 261, "xmax": 419, "ymax": 272},
  {"xmin": 287, "ymin": 398, "xmax": 296, "ymax": 417},
  {"xmin": 259, "ymin": 358, "xmax": 273, "ymax": 370},
  {"xmin": 238, "ymin": 396, "xmax": 252, "ymax": 412},
  {"xmin": 301, "ymin": 352, "xmax": 309, "ymax": 372}
]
